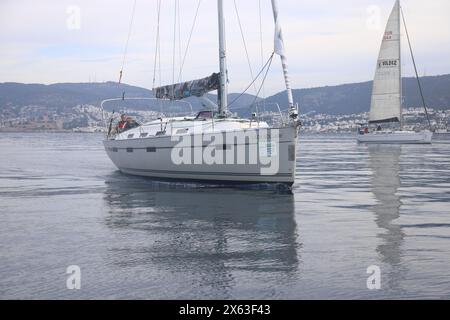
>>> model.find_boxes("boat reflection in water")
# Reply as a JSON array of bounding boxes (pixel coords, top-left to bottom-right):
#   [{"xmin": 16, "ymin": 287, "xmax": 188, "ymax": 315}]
[
  {"xmin": 368, "ymin": 145, "xmax": 406, "ymax": 293},
  {"xmin": 102, "ymin": 173, "xmax": 300, "ymax": 298}
]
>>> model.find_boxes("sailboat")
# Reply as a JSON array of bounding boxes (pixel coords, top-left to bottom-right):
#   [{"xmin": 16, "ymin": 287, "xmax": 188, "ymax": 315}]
[
  {"xmin": 357, "ymin": 0, "xmax": 433, "ymax": 144},
  {"xmin": 101, "ymin": 0, "xmax": 301, "ymax": 187}
]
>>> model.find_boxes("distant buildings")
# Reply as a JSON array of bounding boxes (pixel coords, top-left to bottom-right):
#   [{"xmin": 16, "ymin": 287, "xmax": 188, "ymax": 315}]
[
  {"xmin": 1, "ymin": 104, "xmax": 449, "ymax": 133},
  {"xmin": 0, "ymin": 104, "xmax": 159, "ymax": 133},
  {"xmin": 299, "ymin": 108, "xmax": 450, "ymax": 133}
]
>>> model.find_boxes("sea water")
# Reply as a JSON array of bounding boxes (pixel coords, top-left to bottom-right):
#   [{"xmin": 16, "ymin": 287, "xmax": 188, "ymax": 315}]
[{"xmin": 0, "ymin": 133, "xmax": 449, "ymax": 299}]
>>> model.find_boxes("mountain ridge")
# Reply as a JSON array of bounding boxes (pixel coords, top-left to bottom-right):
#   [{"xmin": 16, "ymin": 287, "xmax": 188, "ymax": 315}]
[
  {"xmin": 1, "ymin": 74, "xmax": 450, "ymax": 117},
  {"xmin": 265, "ymin": 74, "xmax": 450, "ymax": 115}
]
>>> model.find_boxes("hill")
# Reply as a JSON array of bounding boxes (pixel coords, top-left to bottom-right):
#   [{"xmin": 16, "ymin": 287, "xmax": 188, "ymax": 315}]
[
  {"xmin": 265, "ymin": 74, "xmax": 450, "ymax": 115},
  {"xmin": 1, "ymin": 74, "xmax": 449, "ymax": 118},
  {"xmin": 0, "ymin": 82, "xmax": 258, "ymax": 115}
]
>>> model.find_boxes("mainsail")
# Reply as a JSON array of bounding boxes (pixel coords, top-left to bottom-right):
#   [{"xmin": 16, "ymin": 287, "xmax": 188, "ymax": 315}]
[
  {"xmin": 154, "ymin": 73, "xmax": 220, "ymax": 101},
  {"xmin": 369, "ymin": 0, "xmax": 402, "ymax": 124}
]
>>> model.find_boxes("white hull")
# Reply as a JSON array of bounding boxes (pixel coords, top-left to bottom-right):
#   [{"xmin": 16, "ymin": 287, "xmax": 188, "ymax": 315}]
[
  {"xmin": 104, "ymin": 125, "xmax": 298, "ymax": 186},
  {"xmin": 434, "ymin": 132, "xmax": 450, "ymax": 137},
  {"xmin": 357, "ymin": 130, "xmax": 433, "ymax": 144},
  {"xmin": 100, "ymin": 0, "xmax": 299, "ymax": 186}
]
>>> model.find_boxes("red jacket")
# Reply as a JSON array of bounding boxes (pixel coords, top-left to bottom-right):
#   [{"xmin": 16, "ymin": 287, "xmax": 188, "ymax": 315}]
[{"xmin": 118, "ymin": 121, "xmax": 127, "ymax": 130}]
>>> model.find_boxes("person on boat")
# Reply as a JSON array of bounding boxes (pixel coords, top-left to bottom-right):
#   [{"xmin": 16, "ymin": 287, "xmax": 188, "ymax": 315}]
[
  {"xmin": 117, "ymin": 114, "xmax": 127, "ymax": 132},
  {"xmin": 125, "ymin": 117, "xmax": 139, "ymax": 130}
]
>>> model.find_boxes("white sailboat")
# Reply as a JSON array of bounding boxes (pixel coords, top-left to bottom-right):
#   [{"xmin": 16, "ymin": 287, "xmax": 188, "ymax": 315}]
[
  {"xmin": 357, "ymin": 0, "xmax": 433, "ymax": 144},
  {"xmin": 101, "ymin": 0, "xmax": 301, "ymax": 187}
]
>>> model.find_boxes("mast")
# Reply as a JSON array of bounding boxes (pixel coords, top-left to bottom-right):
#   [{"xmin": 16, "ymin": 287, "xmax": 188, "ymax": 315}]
[
  {"xmin": 270, "ymin": 0, "xmax": 294, "ymax": 108},
  {"xmin": 217, "ymin": 0, "xmax": 228, "ymax": 116},
  {"xmin": 398, "ymin": 0, "xmax": 403, "ymax": 130}
]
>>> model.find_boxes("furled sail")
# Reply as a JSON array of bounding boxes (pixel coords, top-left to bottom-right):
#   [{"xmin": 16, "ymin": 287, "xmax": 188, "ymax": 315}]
[
  {"xmin": 369, "ymin": 0, "xmax": 402, "ymax": 124},
  {"xmin": 271, "ymin": 0, "xmax": 294, "ymax": 108},
  {"xmin": 154, "ymin": 73, "xmax": 220, "ymax": 101}
]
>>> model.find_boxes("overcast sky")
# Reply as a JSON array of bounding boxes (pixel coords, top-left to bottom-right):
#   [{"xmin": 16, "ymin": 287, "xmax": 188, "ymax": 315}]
[{"xmin": 1, "ymin": 0, "xmax": 449, "ymax": 95}]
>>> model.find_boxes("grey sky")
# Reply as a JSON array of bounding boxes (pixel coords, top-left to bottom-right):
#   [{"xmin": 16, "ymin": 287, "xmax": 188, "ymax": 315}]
[{"xmin": 1, "ymin": 0, "xmax": 449, "ymax": 95}]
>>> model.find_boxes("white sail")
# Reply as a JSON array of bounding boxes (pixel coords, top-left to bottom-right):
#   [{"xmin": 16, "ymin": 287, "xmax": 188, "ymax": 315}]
[
  {"xmin": 271, "ymin": 0, "xmax": 294, "ymax": 108},
  {"xmin": 369, "ymin": 0, "xmax": 401, "ymax": 124}
]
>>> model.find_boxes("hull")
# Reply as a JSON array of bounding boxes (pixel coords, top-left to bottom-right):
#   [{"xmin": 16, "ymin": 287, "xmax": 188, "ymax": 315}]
[
  {"xmin": 104, "ymin": 126, "xmax": 298, "ymax": 186},
  {"xmin": 433, "ymin": 132, "xmax": 450, "ymax": 141},
  {"xmin": 357, "ymin": 130, "xmax": 433, "ymax": 144}
]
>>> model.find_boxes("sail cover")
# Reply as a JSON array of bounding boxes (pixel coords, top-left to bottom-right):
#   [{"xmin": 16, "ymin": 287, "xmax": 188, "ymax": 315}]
[
  {"xmin": 154, "ymin": 73, "xmax": 220, "ymax": 100},
  {"xmin": 369, "ymin": 0, "xmax": 401, "ymax": 124}
]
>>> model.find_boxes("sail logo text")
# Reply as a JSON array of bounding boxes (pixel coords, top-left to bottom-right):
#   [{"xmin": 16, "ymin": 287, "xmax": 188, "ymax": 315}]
[
  {"xmin": 383, "ymin": 31, "xmax": 393, "ymax": 40},
  {"xmin": 378, "ymin": 59, "xmax": 398, "ymax": 68},
  {"xmin": 171, "ymin": 128, "xmax": 280, "ymax": 175}
]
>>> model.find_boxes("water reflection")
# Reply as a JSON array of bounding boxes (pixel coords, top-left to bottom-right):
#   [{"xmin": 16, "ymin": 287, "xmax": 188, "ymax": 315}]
[
  {"xmin": 102, "ymin": 173, "xmax": 300, "ymax": 297},
  {"xmin": 368, "ymin": 145, "xmax": 406, "ymax": 293}
]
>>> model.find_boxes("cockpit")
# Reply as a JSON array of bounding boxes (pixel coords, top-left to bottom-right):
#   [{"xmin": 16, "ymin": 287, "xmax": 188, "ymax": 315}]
[{"xmin": 195, "ymin": 111, "xmax": 218, "ymax": 120}]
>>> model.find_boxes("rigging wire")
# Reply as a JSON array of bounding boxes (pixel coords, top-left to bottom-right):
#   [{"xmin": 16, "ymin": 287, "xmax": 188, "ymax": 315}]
[
  {"xmin": 258, "ymin": 0, "xmax": 266, "ymax": 113},
  {"xmin": 248, "ymin": 52, "xmax": 274, "ymax": 111},
  {"xmin": 177, "ymin": 0, "xmax": 202, "ymax": 82},
  {"xmin": 233, "ymin": 0, "xmax": 261, "ymax": 119},
  {"xmin": 177, "ymin": 0, "xmax": 182, "ymax": 80},
  {"xmin": 400, "ymin": 6, "xmax": 432, "ymax": 130},
  {"xmin": 233, "ymin": 0, "xmax": 258, "ymax": 95},
  {"xmin": 152, "ymin": 0, "xmax": 163, "ymax": 113},
  {"xmin": 227, "ymin": 52, "xmax": 275, "ymax": 109},
  {"xmin": 152, "ymin": 0, "xmax": 162, "ymax": 90},
  {"xmin": 171, "ymin": 0, "xmax": 178, "ymax": 99},
  {"xmin": 119, "ymin": 0, "xmax": 137, "ymax": 85},
  {"xmin": 148, "ymin": 0, "xmax": 273, "ymax": 118}
]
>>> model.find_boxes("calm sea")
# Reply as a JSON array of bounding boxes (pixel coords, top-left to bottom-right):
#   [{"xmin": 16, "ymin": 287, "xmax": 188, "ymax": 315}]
[{"xmin": 0, "ymin": 132, "xmax": 449, "ymax": 299}]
